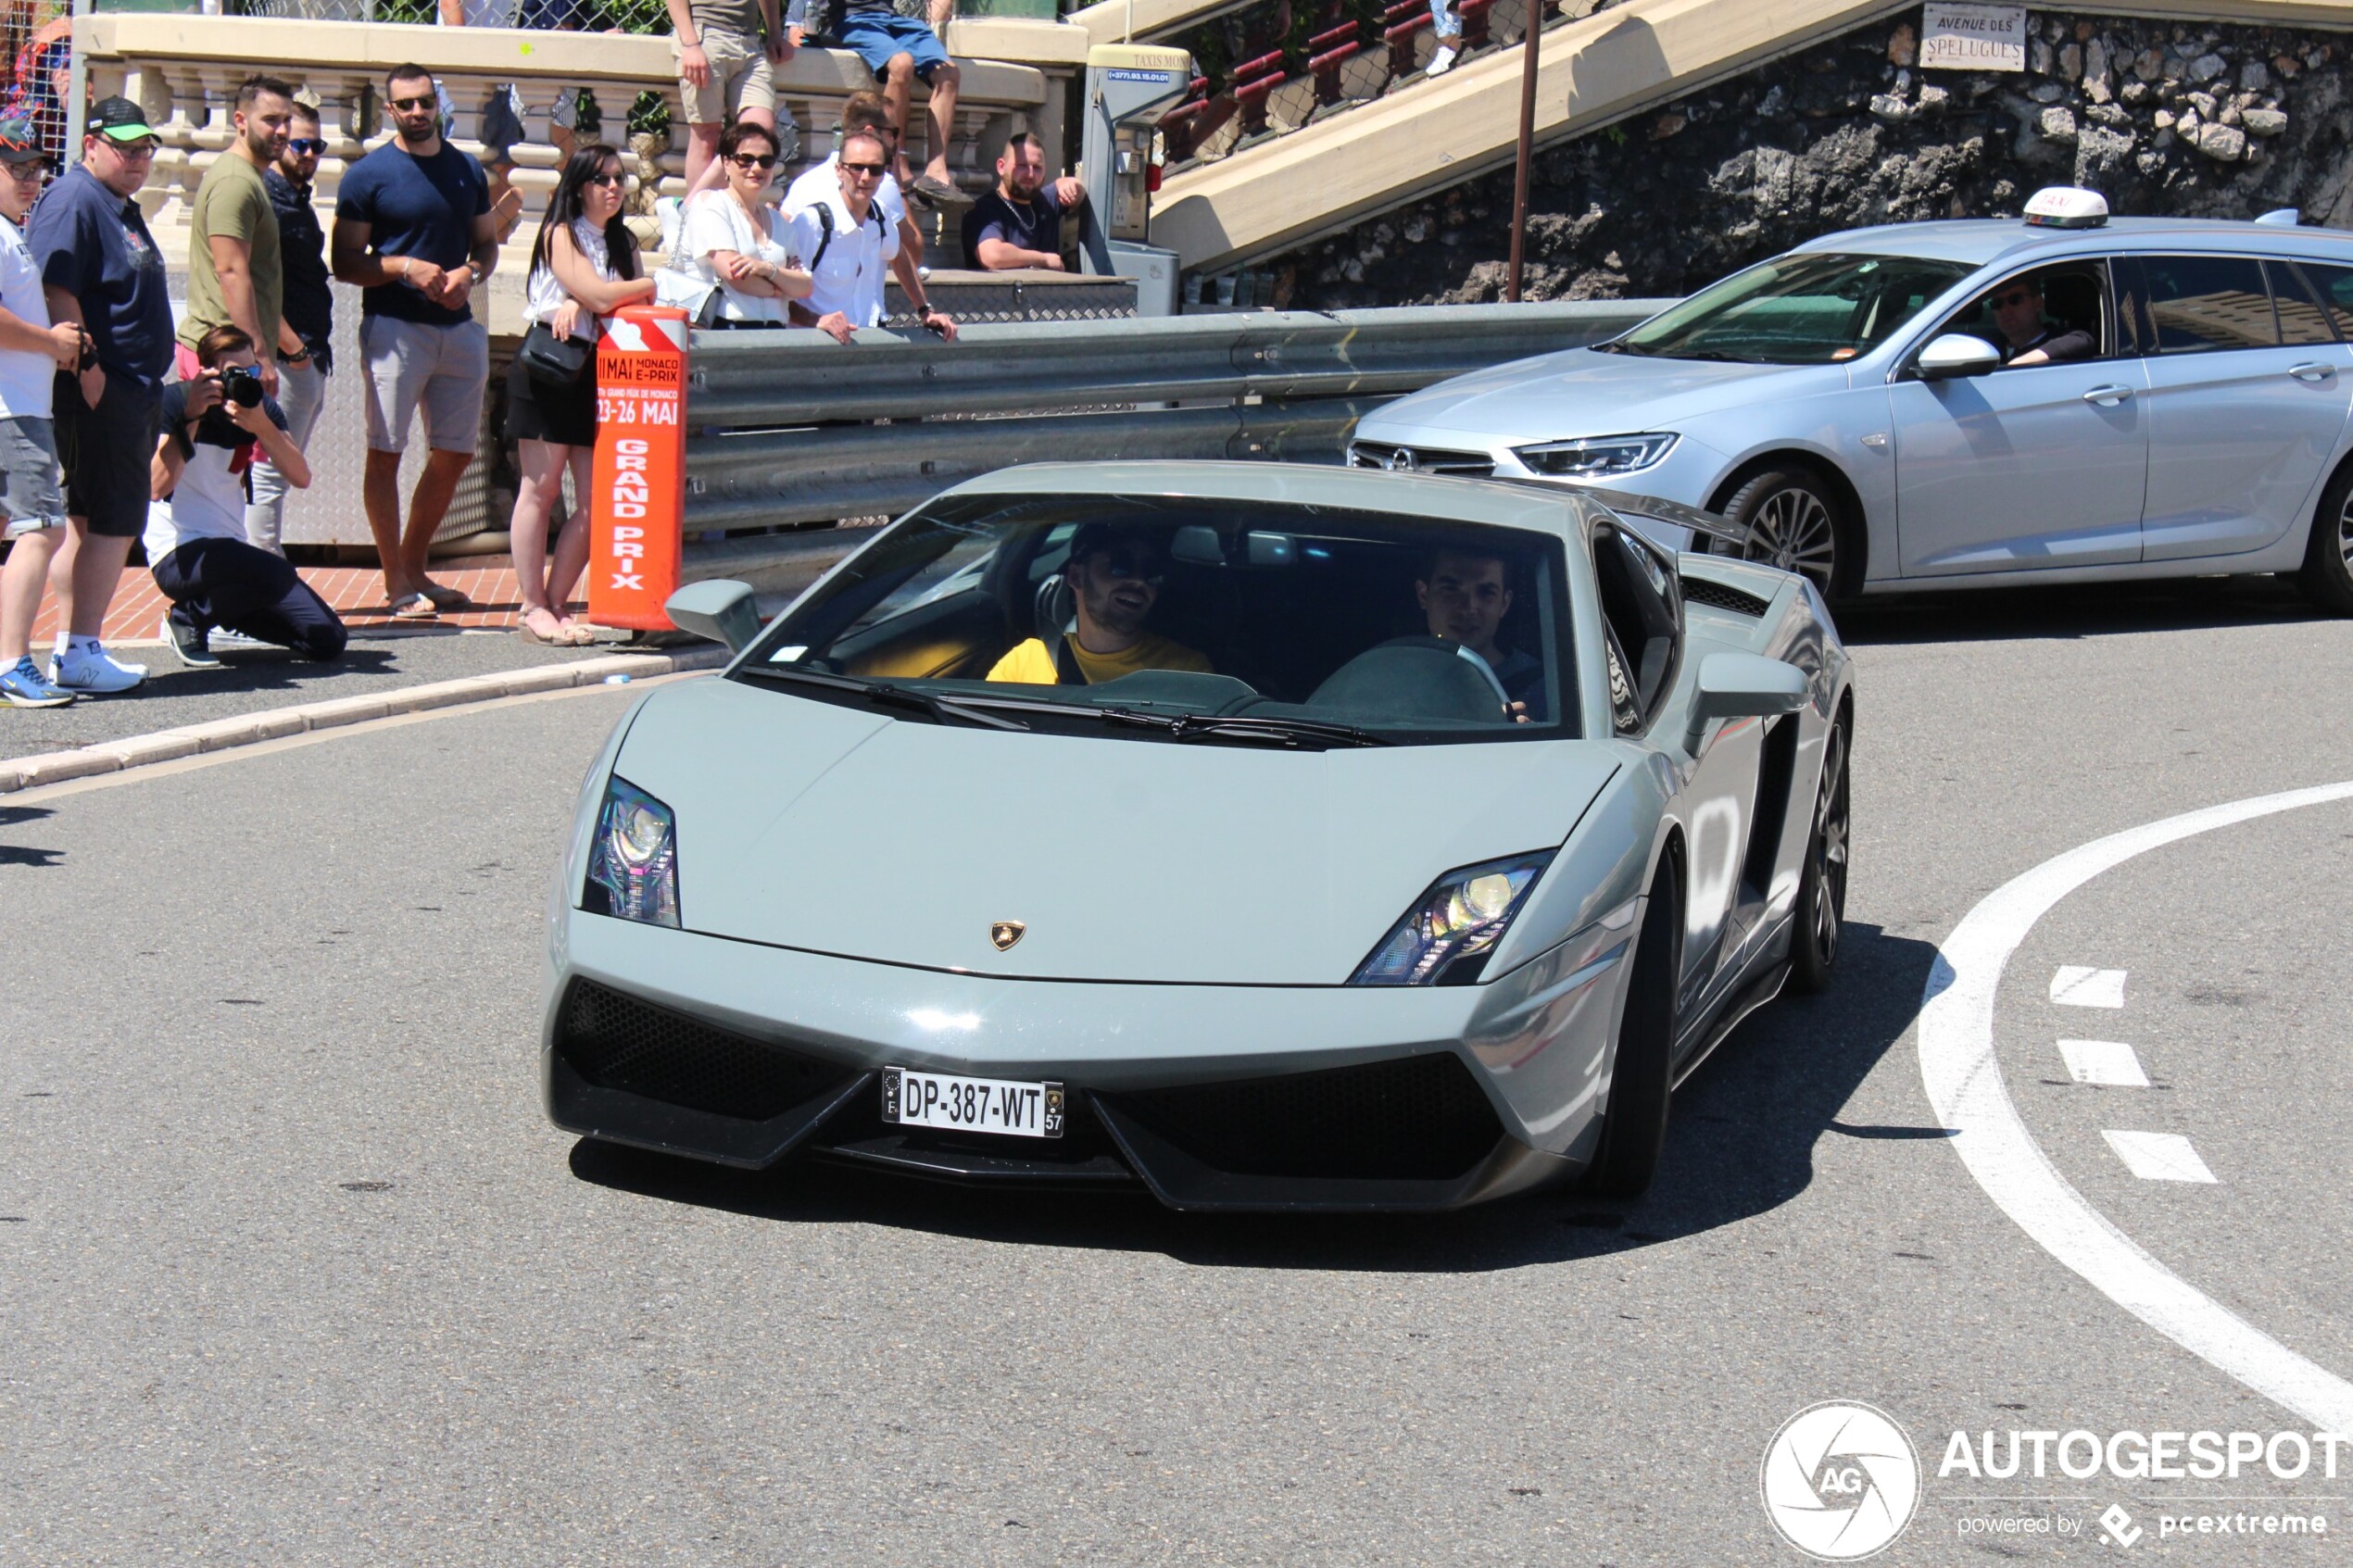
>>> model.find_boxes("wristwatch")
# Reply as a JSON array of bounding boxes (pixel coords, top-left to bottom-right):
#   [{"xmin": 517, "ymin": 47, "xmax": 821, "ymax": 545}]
[{"xmin": 284, "ymin": 345, "xmax": 311, "ymax": 365}]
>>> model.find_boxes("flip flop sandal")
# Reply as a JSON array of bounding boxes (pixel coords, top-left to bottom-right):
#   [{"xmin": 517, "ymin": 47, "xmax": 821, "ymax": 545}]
[
  {"xmin": 388, "ymin": 592, "xmax": 438, "ymax": 621},
  {"xmin": 419, "ymin": 583, "xmax": 474, "ymax": 611}
]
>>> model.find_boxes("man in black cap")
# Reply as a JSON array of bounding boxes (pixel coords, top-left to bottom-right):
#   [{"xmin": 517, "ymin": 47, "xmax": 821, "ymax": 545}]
[{"xmin": 26, "ymin": 95, "xmax": 172, "ymax": 694}]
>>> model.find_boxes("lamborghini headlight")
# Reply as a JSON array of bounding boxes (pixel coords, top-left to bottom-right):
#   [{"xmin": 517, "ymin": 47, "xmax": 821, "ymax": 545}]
[
  {"xmin": 1351, "ymin": 850, "xmax": 1554, "ymax": 986},
  {"xmin": 583, "ymin": 775, "xmax": 679, "ymax": 927},
  {"xmin": 1513, "ymin": 433, "xmax": 1678, "ymax": 479}
]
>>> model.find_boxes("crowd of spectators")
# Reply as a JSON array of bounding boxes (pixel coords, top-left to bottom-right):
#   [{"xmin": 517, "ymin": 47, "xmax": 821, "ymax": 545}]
[{"xmin": 0, "ymin": 0, "xmax": 1096, "ymax": 704}]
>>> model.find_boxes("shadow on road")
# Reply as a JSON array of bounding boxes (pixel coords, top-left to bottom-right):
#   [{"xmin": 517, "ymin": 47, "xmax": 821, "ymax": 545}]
[
  {"xmin": 1834, "ymin": 575, "xmax": 2329, "ymax": 646},
  {"xmin": 569, "ymin": 922, "xmax": 1944, "ymax": 1273}
]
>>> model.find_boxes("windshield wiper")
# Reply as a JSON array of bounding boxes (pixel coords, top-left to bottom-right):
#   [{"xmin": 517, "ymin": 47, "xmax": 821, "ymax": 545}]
[
  {"xmin": 1660, "ymin": 348, "xmax": 1763, "ymax": 364},
  {"xmin": 738, "ymin": 664, "xmax": 1031, "ymax": 731},
  {"xmin": 1090, "ymin": 708, "xmax": 1390, "ymax": 749}
]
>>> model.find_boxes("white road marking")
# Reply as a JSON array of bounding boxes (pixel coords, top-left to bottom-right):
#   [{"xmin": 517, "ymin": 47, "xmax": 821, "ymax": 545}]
[
  {"xmin": 1919, "ymin": 779, "xmax": 2353, "ymax": 1433},
  {"xmin": 2103, "ymin": 1130, "xmax": 2219, "ymax": 1184},
  {"xmin": 2050, "ymin": 966, "xmax": 2127, "ymax": 1008},
  {"xmin": 2059, "ymin": 1038, "xmax": 2150, "ymax": 1087}
]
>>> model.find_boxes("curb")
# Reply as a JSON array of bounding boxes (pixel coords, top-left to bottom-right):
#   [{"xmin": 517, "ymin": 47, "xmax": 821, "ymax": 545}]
[{"xmin": 0, "ymin": 646, "xmax": 729, "ymax": 796}]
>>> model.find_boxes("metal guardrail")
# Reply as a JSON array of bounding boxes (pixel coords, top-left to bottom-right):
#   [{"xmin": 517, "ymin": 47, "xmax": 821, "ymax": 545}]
[{"xmin": 680, "ymin": 299, "xmax": 1667, "ymax": 532}]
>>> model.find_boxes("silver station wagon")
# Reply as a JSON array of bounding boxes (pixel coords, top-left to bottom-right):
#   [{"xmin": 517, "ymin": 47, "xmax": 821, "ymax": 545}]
[{"xmin": 1351, "ymin": 188, "xmax": 2353, "ymax": 612}]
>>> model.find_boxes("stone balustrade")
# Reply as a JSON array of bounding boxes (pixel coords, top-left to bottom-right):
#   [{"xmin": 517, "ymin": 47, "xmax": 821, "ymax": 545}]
[{"xmin": 75, "ymin": 11, "xmax": 1089, "ymax": 333}]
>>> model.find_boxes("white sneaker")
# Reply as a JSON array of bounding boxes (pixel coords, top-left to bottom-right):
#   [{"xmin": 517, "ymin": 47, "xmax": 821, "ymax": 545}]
[
  {"xmin": 1427, "ymin": 44, "xmax": 1458, "ymax": 76},
  {"xmin": 50, "ymin": 641, "xmax": 147, "ymax": 694}
]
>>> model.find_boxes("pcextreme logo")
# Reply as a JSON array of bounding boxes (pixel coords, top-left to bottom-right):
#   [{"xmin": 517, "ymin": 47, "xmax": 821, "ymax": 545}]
[{"xmin": 1762, "ymin": 1401, "xmax": 1923, "ymax": 1560}]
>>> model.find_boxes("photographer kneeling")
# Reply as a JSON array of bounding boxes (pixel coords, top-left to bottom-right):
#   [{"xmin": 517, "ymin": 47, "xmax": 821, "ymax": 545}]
[{"xmin": 148, "ymin": 323, "xmax": 346, "ymax": 668}]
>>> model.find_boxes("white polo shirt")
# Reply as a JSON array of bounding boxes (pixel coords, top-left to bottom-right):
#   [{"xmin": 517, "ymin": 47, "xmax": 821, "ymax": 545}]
[
  {"xmin": 0, "ymin": 212, "xmax": 54, "ymax": 420},
  {"xmin": 782, "ymin": 185, "xmax": 898, "ymax": 329}
]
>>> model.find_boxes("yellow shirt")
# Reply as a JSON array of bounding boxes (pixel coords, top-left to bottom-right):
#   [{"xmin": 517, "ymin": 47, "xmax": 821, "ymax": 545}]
[{"xmin": 987, "ymin": 632, "xmax": 1214, "ymax": 685}]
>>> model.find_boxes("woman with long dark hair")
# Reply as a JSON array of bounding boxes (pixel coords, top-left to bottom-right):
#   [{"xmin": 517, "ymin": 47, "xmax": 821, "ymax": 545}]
[{"xmin": 506, "ymin": 142, "xmax": 654, "ymax": 646}]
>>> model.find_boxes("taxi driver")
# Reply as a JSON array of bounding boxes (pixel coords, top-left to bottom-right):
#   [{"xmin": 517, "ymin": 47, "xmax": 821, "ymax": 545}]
[{"xmin": 988, "ymin": 523, "xmax": 1212, "ymax": 684}]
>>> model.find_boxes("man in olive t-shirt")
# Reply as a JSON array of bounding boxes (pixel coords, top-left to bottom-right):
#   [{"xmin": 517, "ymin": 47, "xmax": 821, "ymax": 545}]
[{"xmin": 180, "ymin": 75, "xmax": 294, "ymax": 395}]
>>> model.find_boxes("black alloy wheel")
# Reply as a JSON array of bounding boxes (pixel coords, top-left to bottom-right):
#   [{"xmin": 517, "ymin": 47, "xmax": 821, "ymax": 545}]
[
  {"xmin": 1789, "ymin": 711, "xmax": 1850, "ymax": 995},
  {"xmin": 1579, "ymin": 863, "xmax": 1681, "ymax": 1198},
  {"xmin": 1719, "ymin": 462, "xmax": 1857, "ymax": 603},
  {"xmin": 2298, "ymin": 465, "xmax": 2353, "ymax": 615}
]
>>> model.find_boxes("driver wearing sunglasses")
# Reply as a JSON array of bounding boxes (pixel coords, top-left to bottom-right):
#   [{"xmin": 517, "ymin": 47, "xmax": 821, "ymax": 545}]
[
  {"xmin": 987, "ymin": 522, "xmax": 1212, "ymax": 685},
  {"xmin": 1980, "ymin": 272, "xmax": 2093, "ymax": 368}
]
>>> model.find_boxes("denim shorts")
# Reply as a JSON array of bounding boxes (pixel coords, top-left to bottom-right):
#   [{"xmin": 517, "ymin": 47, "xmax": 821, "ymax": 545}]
[
  {"xmin": 0, "ymin": 414, "xmax": 65, "ymax": 540},
  {"xmin": 838, "ymin": 13, "xmax": 951, "ymax": 82}
]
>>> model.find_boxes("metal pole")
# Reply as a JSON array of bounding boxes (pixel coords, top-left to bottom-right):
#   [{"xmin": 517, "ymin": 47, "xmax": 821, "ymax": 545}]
[
  {"xmin": 62, "ymin": 0, "xmax": 93, "ymax": 167},
  {"xmin": 1505, "ymin": 0, "xmax": 1541, "ymax": 303}
]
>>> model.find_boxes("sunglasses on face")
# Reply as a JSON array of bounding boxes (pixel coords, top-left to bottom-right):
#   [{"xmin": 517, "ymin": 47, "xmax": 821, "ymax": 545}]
[
  {"xmin": 389, "ymin": 94, "xmax": 437, "ymax": 113},
  {"xmin": 5, "ymin": 162, "xmax": 46, "ymax": 182},
  {"xmin": 286, "ymin": 137, "xmax": 326, "ymax": 155},
  {"xmin": 1992, "ymin": 290, "xmax": 2037, "ymax": 308},
  {"xmin": 840, "ymin": 159, "xmax": 887, "ymax": 179},
  {"xmin": 730, "ymin": 153, "xmax": 777, "ymax": 169},
  {"xmin": 585, "ymin": 170, "xmax": 623, "ymax": 187},
  {"xmin": 110, "ymin": 140, "xmax": 158, "ymax": 158},
  {"xmin": 1095, "ymin": 551, "xmax": 1165, "ymax": 584}
]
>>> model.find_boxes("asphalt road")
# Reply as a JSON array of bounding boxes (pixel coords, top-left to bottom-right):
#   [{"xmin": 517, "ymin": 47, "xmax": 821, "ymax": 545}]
[{"xmin": 2, "ymin": 580, "xmax": 2349, "ymax": 1565}]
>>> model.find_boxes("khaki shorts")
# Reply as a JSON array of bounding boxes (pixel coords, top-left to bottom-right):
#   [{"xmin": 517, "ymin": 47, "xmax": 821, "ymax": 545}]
[
  {"xmin": 360, "ymin": 314, "xmax": 491, "ymax": 456},
  {"xmin": 674, "ymin": 24, "xmax": 775, "ymax": 125}
]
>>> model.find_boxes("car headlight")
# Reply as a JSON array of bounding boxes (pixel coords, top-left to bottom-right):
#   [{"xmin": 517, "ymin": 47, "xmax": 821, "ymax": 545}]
[
  {"xmin": 1351, "ymin": 850, "xmax": 1554, "ymax": 986},
  {"xmin": 583, "ymin": 775, "xmax": 679, "ymax": 927},
  {"xmin": 1513, "ymin": 433, "xmax": 1678, "ymax": 478}
]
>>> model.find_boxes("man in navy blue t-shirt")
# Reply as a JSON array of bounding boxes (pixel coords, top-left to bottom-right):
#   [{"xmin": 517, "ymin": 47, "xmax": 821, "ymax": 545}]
[
  {"xmin": 27, "ymin": 95, "xmax": 174, "ymax": 694},
  {"xmin": 962, "ymin": 132, "xmax": 1087, "ymax": 271},
  {"xmin": 330, "ymin": 62, "xmax": 497, "ymax": 620}
]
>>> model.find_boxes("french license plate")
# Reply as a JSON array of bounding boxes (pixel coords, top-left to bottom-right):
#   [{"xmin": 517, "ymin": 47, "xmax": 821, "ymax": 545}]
[{"xmin": 880, "ymin": 1068, "xmax": 1064, "ymax": 1139}]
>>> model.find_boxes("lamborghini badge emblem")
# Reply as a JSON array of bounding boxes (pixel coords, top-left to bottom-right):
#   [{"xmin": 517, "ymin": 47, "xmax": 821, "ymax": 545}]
[{"xmin": 990, "ymin": 920, "xmax": 1026, "ymax": 951}]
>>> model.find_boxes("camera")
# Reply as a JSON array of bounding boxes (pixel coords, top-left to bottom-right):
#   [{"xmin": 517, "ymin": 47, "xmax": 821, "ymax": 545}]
[{"xmin": 220, "ymin": 367, "xmax": 264, "ymax": 408}]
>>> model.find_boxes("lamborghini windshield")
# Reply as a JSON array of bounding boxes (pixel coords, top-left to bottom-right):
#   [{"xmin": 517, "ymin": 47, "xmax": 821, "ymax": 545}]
[
  {"xmin": 736, "ymin": 494, "xmax": 1578, "ymax": 746},
  {"xmin": 1610, "ymin": 252, "xmax": 1972, "ymax": 365}
]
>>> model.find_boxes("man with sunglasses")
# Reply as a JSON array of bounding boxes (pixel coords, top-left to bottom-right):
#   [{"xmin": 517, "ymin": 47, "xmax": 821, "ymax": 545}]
[
  {"xmin": 786, "ymin": 127, "xmax": 956, "ymax": 343},
  {"xmin": 333, "ymin": 63, "xmax": 498, "ymax": 620},
  {"xmin": 987, "ymin": 523, "xmax": 1210, "ymax": 684},
  {"xmin": 27, "ymin": 95, "xmax": 174, "ymax": 694},
  {"xmin": 0, "ymin": 118, "xmax": 83, "ymax": 707},
  {"xmin": 181, "ymin": 76, "xmax": 294, "ymax": 403},
  {"xmin": 1982, "ymin": 273, "xmax": 2092, "ymax": 368},
  {"xmin": 249, "ymin": 98, "xmax": 333, "ymax": 556}
]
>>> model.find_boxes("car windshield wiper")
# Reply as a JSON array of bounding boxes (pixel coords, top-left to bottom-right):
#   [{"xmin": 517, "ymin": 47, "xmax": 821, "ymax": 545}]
[
  {"xmin": 1089, "ymin": 708, "xmax": 1391, "ymax": 749},
  {"xmin": 1659, "ymin": 348, "xmax": 1764, "ymax": 364},
  {"xmin": 738, "ymin": 664, "xmax": 1031, "ymax": 731}
]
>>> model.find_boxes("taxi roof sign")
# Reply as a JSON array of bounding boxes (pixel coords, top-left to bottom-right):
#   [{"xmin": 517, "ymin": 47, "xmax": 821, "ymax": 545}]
[{"xmin": 2023, "ymin": 186, "xmax": 2109, "ymax": 229}]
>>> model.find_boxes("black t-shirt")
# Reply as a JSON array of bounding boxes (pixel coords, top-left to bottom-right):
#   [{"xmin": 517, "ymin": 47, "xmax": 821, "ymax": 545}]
[
  {"xmin": 963, "ymin": 184, "xmax": 1067, "ymax": 270},
  {"xmin": 2003, "ymin": 325, "xmax": 2094, "ymax": 364},
  {"xmin": 267, "ymin": 166, "xmax": 333, "ymax": 350},
  {"xmin": 333, "ymin": 141, "xmax": 491, "ymax": 326}
]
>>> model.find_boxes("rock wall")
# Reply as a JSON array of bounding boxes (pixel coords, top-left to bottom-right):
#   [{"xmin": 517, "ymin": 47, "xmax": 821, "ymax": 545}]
[{"xmin": 1273, "ymin": 9, "xmax": 2353, "ymax": 309}]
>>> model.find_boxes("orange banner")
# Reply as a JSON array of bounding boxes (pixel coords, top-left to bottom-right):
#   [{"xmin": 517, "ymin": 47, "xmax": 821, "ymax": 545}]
[{"xmin": 587, "ymin": 306, "xmax": 690, "ymax": 631}]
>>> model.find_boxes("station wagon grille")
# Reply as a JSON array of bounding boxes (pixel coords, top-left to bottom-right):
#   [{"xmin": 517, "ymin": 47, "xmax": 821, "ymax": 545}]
[
  {"xmin": 556, "ymin": 980, "xmax": 852, "ymax": 1122},
  {"xmin": 1347, "ymin": 440, "xmax": 1497, "ymax": 479},
  {"xmin": 1679, "ymin": 576, "xmax": 1773, "ymax": 618}
]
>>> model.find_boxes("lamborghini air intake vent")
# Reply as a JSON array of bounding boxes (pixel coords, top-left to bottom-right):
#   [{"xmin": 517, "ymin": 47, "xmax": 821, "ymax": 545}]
[
  {"xmin": 1109, "ymin": 1053, "xmax": 1502, "ymax": 1181},
  {"xmin": 556, "ymin": 980, "xmax": 852, "ymax": 1122},
  {"xmin": 1679, "ymin": 575, "xmax": 1773, "ymax": 618}
]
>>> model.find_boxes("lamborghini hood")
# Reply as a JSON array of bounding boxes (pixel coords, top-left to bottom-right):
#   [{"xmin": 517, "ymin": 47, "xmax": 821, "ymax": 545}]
[{"xmin": 609, "ymin": 677, "xmax": 1619, "ymax": 985}]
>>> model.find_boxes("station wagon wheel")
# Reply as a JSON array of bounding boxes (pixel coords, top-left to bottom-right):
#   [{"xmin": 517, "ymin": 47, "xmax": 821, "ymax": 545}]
[
  {"xmin": 1789, "ymin": 709, "xmax": 1850, "ymax": 995},
  {"xmin": 2297, "ymin": 462, "xmax": 2353, "ymax": 616},
  {"xmin": 1719, "ymin": 463, "xmax": 1857, "ymax": 603},
  {"xmin": 1579, "ymin": 862, "xmax": 1681, "ymax": 1198}
]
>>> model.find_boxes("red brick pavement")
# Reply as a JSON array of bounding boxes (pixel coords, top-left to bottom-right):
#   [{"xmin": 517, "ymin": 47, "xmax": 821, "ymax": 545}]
[{"xmin": 30, "ymin": 556, "xmax": 568, "ymax": 644}]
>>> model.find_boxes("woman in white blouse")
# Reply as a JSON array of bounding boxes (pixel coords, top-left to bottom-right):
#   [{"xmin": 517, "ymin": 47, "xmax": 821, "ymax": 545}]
[
  {"xmin": 506, "ymin": 143, "xmax": 656, "ymax": 646},
  {"xmin": 680, "ymin": 121, "xmax": 812, "ymax": 327}
]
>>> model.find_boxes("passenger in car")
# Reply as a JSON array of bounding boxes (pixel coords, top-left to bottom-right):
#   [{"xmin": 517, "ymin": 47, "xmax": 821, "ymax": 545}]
[
  {"xmin": 987, "ymin": 522, "xmax": 1212, "ymax": 684},
  {"xmin": 1416, "ymin": 548, "xmax": 1545, "ymax": 720},
  {"xmin": 1982, "ymin": 274, "xmax": 2095, "ymax": 367}
]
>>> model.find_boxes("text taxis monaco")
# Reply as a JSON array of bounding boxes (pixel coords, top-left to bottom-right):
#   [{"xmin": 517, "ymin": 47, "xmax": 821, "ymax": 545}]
[{"xmin": 990, "ymin": 921, "xmax": 1026, "ymax": 951}]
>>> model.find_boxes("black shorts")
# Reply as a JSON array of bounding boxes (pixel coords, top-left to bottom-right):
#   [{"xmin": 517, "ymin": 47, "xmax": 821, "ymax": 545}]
[
  {"xmin": 503, "ymin": 353, "xmax": 598, "ymax": 448},
  {"xmin": 54, "ymin": 370, "xmax": 161, "ymax": 538}
]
